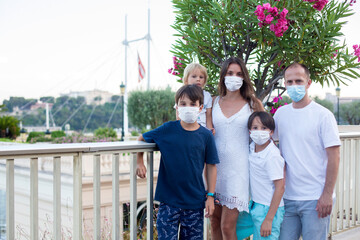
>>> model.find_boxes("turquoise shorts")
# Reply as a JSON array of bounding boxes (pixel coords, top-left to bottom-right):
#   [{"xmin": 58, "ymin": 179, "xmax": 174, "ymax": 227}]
[{"xmin": 250, "ymin": 201, "xmax": 285, "ymax": 240}]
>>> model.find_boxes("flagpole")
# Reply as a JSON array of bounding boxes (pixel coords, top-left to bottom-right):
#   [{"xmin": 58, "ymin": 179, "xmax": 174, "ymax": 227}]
[
  {"xmin": 123, "ymin": 15, "xmax": 129, "ymax": 136},
  {"xmin": 122, "ymin": 4, "xmax": 151, "ymax": 134},
  {"xmin": 147, "ymin": 2, "xmax": 151, "ymax": 90}
]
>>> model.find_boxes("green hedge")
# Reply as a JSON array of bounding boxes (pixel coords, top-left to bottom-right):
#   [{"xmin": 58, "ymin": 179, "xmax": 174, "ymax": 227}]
[{"xmin": 26, "ymin": 132, "xmax": 45, "ymax": 142}]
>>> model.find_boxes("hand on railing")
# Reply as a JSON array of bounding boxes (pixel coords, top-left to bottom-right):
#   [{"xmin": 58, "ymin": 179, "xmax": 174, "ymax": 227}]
[{"xmin": 136, "ymin": 152, "xmax": 147, "ymax": 178}]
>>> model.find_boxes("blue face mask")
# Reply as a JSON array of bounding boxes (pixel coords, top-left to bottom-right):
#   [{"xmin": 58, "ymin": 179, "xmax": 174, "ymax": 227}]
[{"xmin": 287, "ymin": 85, "xmax": 306, "ymax": 102}]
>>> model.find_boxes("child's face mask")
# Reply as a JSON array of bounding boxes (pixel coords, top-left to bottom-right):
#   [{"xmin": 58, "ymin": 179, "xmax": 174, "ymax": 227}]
[
  {"xmin": 224, "ymin": 76, "xmax": 243, "ymax": 91},
  {"xmin": 178, "ymin": 107, "xmax": 200, "ymax": 123},
  {"xmin": 250, "ymin": 130, "xmax": 271, "ymax": 145}
]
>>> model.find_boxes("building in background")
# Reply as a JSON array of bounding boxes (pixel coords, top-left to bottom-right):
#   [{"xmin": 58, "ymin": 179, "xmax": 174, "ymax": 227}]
[{"xmin": 61, "ymin": 89, "xmax": 114, "ymax": 105}]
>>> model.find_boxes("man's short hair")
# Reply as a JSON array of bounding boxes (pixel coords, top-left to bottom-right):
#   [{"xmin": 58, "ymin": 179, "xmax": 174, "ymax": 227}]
[
  {"xmin": 175, "ymin": 84, "xmax": 204, "ymax": 106},
  {"xmin": 284, "ymin": 62, "xmax": 311, "ymax": 79}
]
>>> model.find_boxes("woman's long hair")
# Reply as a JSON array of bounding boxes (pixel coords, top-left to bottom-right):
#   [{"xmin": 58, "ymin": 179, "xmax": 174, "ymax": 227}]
[{"xmin": 218, "ymin": 57, "xmax": 263, "ymax": 111}]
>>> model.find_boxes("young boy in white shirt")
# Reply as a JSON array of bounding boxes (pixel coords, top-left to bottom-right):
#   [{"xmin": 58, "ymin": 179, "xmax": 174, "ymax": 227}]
[{"xmin": 248, "ymin": 111, "xmax": 285, "ymax": 240}]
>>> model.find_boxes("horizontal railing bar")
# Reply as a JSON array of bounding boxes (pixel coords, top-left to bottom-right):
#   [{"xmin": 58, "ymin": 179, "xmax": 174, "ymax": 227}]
[
  {"xmin": 0, "ymin": 152, "xmax": 79, "ymax": 160},
  {"xmin": 0, "ymin": 149, "xmax": 159, "ymax": 161},
  {"xmin": 0, "ymin": 141, "xmax": 157, "ymax": 157},
  {"xmin": 339, "ymin": 132, "xmax": 360, "ymax": 138},
  {"xmin": 81, "ymin": 149, "xmax": 159, "ymax": 156}
]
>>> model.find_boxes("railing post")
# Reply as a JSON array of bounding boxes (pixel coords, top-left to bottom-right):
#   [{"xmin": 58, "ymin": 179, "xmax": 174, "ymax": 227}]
[
  {"xmin": 339, "ymin": 140, "xmax": 344, "ymax": 230},
  {"xmin": 357, "ymin": 139, "xmax": 360, "ymax": 228},
  {"xmin": 6, "ymin": 159, "xmax": 14, "ymax": 240},
  {"xmin": 53, "ymin": 156, "xmax": 61, "ymax": 240},
  {"xmin": 345, "ymin": 140, "xmax": 351, "ymax": 227},
  {"xmin": 350, "ymin": 139, "xmax": 356, "ymax": 227},
  {"xmin": 112, "ymin": 153, "xmax": 120, "ymax": 240},
  {"xmin": 130, "ymin": 153, "xmax": 137, "ymax": 240},
  {"xmin": 120, "ymin": 202, "xmax": 124, "ymax": 240},
  {"xmin": 30, "ymin": 157, "xmax": 38, "ymax": 240},
  {"xmin": 73, "ymin": 153, "xmax": 83, "ymax": 240},
  {"xmin": 93, "ymin": 154, "xmax": 101, "ymax": 239},
  {"xmin": 146, "ymin": 152, "xmax": 154, "ymax": 239}
]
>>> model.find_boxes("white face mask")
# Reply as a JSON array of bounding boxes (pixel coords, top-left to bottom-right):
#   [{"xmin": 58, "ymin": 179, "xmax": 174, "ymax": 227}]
[
  {"xmin": 250, "ymin": 130, "xmax": 271, "ymax": 145},
  {"xmin": 178, "ymin": 107, "xmax": 200, "ymax": 123},
  {"xmin": 224, "ymin": 76, "xmax": 243, "ymax": 91}
]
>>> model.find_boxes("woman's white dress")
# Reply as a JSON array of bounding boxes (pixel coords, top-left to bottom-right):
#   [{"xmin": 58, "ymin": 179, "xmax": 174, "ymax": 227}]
[{"xmin": 212, "ymin": 96, "xmax": 252, "ymax": 212}]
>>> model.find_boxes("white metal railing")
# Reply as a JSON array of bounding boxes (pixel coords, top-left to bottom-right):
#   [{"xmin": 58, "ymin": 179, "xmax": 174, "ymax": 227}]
[
  {"xmin": 0, "ymin": 141, "xmax": 157, "ymax": 240},
  {"xmin": 0, "ymin": 132, "xmax": 359, "ymax": 239},
  {"xmin": 330, "ymin": 132, "xmax": 360, "ymax": 236}
]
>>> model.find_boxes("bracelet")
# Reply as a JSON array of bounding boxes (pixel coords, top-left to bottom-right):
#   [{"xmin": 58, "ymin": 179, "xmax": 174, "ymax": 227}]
[{"xmin": 207, "ymin": 192, "xmax": 215, "ymax": 198}]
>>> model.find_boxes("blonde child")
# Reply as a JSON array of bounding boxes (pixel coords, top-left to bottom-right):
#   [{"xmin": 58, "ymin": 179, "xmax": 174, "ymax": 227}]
[
  {"xmin": 176, "ymin": 63, "xmax": 214, "ymax": 134},
  {"xmin": 247, "ymin": 111, "xmax": 285, "ymax": 240}
]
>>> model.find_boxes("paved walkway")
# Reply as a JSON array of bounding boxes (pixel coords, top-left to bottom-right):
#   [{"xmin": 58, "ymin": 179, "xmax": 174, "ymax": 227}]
[{"xmin": 332, "ymin": 227, "xmax": 360, "ymax": 240}]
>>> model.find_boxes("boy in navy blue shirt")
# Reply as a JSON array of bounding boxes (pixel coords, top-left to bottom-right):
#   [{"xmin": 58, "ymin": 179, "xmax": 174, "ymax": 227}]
[{"xmin": 136, "ymin": 84, "xmax": 219, "ymax": 240}]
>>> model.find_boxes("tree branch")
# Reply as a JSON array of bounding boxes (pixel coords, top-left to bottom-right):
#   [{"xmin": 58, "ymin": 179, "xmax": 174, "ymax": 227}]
[
  {"xmin": 259, "ymin": 72, "xmax": 284, "ymax": 100},
  {"xmin": 205, "ymin": 52, "xmax": 222, "ymax": 67}
]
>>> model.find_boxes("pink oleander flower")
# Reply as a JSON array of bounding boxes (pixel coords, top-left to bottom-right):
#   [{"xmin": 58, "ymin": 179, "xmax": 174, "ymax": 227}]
[
  {"xmin": 270, "ymin": 107, "xmax": 276, "ymax": 114},
  {"xmin": 168, "ymin": 56, "xmax": 185, "ymax": 76},
  {"xmin": 349, "ymin": 0, "xmax": 356, "ymax": 6},
  {"xmin": 265, "ymin": 15, "xmax": 274, "ymax": 24},
  {"xmin": 353, "ymin": 44, "xmax": 360, "ymax": 62},
  {"xmin": 303, "ymin": 0, "xmax": 328, "ymax": 11},
  {"xmin": 268, "ymin": 95, "xmax": 286, "ymax": 116},
  {"xmin": 254, "ymin": 3, "xmax": 289, "ymax": 37}
]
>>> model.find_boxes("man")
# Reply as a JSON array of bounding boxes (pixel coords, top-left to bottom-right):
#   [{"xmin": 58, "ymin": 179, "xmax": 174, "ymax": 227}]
[{"xmin": 273, "ymin": 63, "xmax": 341, "ymax": 240}]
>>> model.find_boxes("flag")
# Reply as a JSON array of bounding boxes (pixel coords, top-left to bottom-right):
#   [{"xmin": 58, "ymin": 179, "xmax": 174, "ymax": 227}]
[{"xmin": 138, "ymin": 52, "xmax": 146, "ymax": 83}]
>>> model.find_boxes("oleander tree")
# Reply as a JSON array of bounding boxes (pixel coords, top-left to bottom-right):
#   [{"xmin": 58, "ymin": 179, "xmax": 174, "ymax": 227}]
[{"xmin": 169, "ymin": 0, "xmax": 360, "ymax": 101}]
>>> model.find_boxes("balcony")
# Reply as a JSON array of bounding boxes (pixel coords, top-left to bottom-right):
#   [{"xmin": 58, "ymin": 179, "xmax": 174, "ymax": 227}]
[{"xmin": 0, "ymin": 132, "xmax": 359, "ymax": 240}]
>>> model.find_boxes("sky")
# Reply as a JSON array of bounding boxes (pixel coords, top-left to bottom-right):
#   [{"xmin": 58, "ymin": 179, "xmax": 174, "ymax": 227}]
[{"xmin": 0, "ymin": 0, "xmax": 359, "ymax": 104}]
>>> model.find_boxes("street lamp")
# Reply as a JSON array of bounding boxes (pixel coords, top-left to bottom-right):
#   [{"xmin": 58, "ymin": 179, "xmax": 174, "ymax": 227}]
[
  {"xmin": 120, "ymin": 82, "xmax": 126, "ymax": 141},
  {"xmin": 336, "ymin": 87, "xmax": 341, "ymax": 125}
]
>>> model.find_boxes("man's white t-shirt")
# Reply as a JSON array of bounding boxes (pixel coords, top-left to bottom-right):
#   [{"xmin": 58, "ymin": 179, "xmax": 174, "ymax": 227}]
[
  {"xmin": 273, "ymin": 101, "xmax": 341, "ymax": 200},
  {"xmin": 249, "ymin": 141, "xmax": 285, "ymax": 207}
]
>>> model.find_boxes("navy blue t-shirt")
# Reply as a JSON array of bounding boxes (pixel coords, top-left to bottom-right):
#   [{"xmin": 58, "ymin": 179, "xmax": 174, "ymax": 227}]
[{"xmin": 143, "ymin": 120, "xmax": 219, "ymax": 209}]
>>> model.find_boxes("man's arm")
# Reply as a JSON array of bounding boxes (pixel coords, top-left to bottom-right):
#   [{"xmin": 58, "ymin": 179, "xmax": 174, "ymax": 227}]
[
  {"xmin": 316, "ymin": 145, "xmax": 340, "ymax": 218},
  {"xmin": 205, "ymin": 164, "xmax": 217, "ymax": 217},
  {"xmin": 136, "ymin": 134, "xmax": 147, "ymax": 178}
]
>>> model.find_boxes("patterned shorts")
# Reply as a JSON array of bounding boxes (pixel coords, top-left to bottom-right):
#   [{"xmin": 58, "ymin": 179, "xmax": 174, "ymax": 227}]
[{"xmin": 156, "ymin": 202, "xmax": 204, "ymax": 240}]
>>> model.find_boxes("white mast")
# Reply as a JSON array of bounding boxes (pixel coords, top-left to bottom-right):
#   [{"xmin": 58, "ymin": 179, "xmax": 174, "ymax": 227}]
[
  {"xmin": 123, "ymin": 3, "xmax": 151, "ymax": 135},
  {"xmin": 147, "ymin": 2, "xmax": 151, "ymax": 90},
  {"xmin": 124, "ymin": 15, "xmax": 129, "ymax": 136}
]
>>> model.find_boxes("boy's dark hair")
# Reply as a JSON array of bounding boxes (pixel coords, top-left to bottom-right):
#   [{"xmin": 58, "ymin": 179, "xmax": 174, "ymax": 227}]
[
  {"xmin": 175, "ymin": 84, "xmax": 204, "ymax": 106},
  {"xmin": 247, "ymin": 111, "xmax": 275, "ymax": 131}
]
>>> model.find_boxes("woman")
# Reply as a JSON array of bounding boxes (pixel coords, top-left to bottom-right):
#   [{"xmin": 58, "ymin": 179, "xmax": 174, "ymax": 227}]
[{"xmin": 210, "ymin": 57, "xmax": 264, "ymax": 239}]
